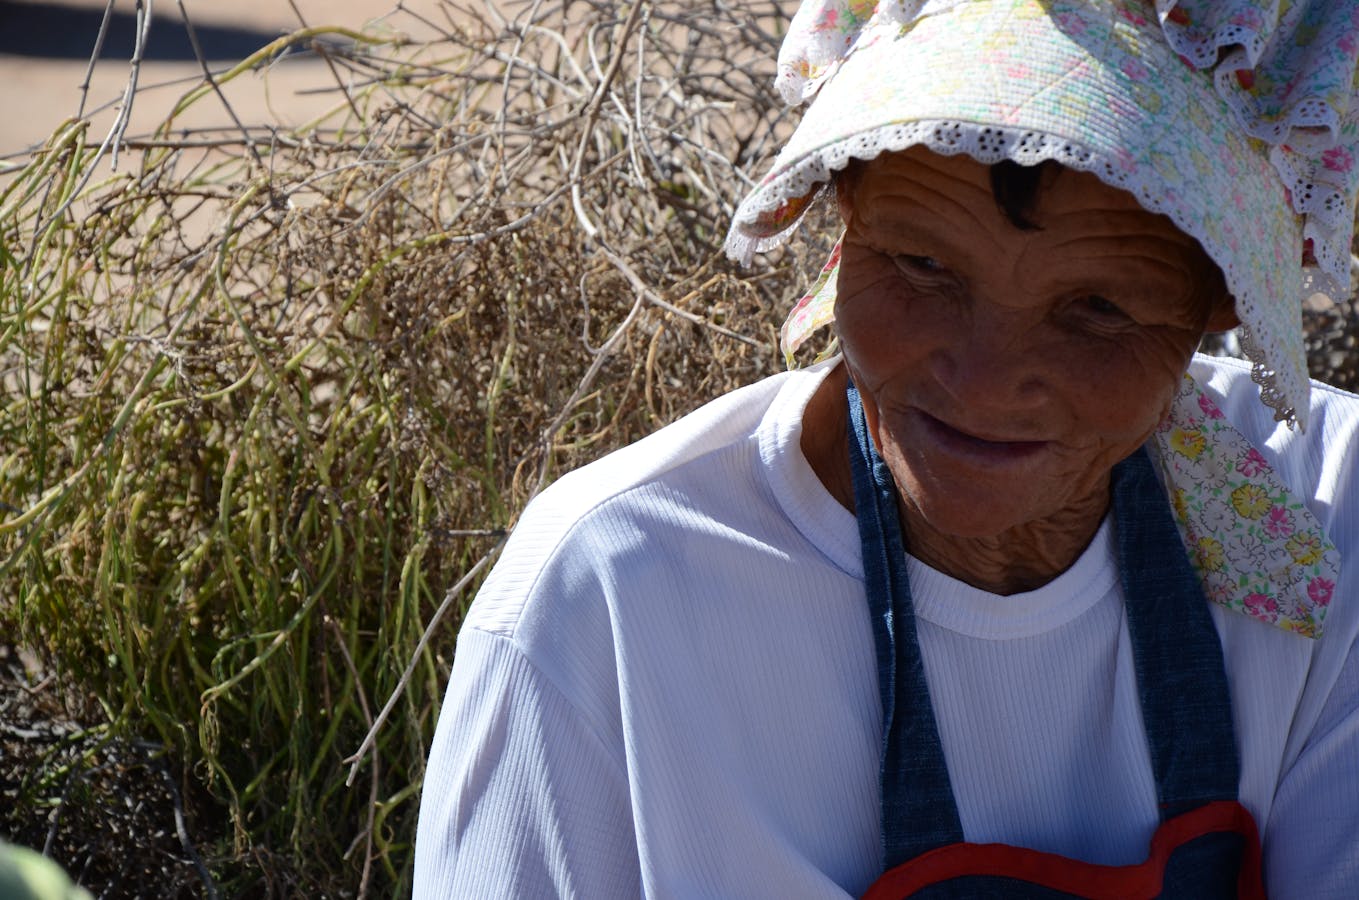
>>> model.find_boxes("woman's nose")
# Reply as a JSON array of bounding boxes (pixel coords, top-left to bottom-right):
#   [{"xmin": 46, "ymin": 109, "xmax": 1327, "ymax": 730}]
[{"xmin": 925, "ymin": 304, "xmax": 1047, "ymax": 410}]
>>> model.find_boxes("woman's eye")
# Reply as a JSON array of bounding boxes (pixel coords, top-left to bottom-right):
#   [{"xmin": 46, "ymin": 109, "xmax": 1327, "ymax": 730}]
[
  {"xmin": 1078, "ymin": 295, "xmax": 1130, "ymax": 322},
  {"xmin": 893, "ymin": 254, "xmax": 944, "ymax": 275}
]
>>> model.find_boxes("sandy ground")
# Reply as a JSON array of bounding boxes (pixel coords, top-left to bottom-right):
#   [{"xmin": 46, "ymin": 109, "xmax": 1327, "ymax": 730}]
[{"xmin": 0, "ymin": 0, "xmax": 451, "ymax": 158}]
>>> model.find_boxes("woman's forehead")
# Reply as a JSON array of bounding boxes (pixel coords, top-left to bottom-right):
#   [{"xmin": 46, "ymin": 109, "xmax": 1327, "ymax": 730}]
[
  {"xmin": 845, "ymin": 147, "xmax": 1213, "ymax": 263},
  {"xmin": 849, "ymin": 147, "xmax": 1155, "ymax": 224},
  {"xmin": 843, "ymin": 146, "xmax": 1225, "ymax": 308}
]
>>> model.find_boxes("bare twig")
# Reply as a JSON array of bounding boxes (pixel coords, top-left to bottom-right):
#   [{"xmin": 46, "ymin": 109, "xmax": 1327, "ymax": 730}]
[
  {"xmin": 157, "ymin": 761, "xmax": 221, "ymax": 900},
  {"xmin": 76, "ymin": 0, "xmax": 119, "ymax": 120},
  {"xmin": 568, "ymin": 0, "xmax": 645, "ymax": 237},
  {"xmin": 343, "ymin": 542, "xmax": 505, "ymax": 786},
  {"xmin": 22, "ymin": 0, "xmax": 154, "ymax": 264},
  {"xmin": 329, "ymin": 617, "xmax": 377, "ymax": 900},
  {"xmin": 176, "ymin": 0, "xmax": 267, "ymax": 172},
  {"xmin": 598, "ymin": 246, "xmax": 762, "ymax": 349}
]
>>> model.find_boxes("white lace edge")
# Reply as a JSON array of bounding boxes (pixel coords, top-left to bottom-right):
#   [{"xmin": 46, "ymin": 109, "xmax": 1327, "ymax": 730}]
[
  {"xmin": 723, "ymin": 119, "xmax": 1313, "ymax": 430},
  {"xmin": 1158, "ymin": 4, "xmax": 1350, "ymax": 149},
  {"xmin": 1155, "ymin": 6, "xmax": 1359, "ymax": 292}
]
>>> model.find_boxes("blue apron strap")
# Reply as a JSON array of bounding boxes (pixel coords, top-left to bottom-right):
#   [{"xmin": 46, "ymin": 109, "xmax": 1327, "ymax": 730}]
[
  {"xmin": 847, "ymin": 381, "xmax": 964, "ymax": 867},
  {"xmin": 1111, "ymin": 448, "xmax": 1240, "ymax": 816},
  {"xmin": 846, "ymin": 380, "xmax": 1240, "ymax": 872}
]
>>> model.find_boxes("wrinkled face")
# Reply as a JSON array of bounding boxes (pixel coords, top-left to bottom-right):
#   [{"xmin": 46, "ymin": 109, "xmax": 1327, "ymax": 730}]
[{"xmin": 835, "ymin": 147, "xmax": 1232, "ymax": 538}]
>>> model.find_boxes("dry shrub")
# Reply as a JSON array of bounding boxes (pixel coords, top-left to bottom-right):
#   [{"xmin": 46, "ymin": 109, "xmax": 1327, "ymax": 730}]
[
  {"xmin": 5, "ymin": 1, "xmax": 1354, "ymax": 895},
  {"xmin": 0, "ymin": 1, "xmax": 828, "ymax": 894}
]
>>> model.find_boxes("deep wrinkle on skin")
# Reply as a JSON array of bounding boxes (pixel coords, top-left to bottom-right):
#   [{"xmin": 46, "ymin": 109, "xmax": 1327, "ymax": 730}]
[{"xmin": 801, "ymin": 147, "xmax": 1237, "ymax": 595}]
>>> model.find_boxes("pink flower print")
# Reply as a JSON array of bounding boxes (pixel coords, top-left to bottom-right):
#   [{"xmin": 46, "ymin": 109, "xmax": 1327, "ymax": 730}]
[
  {"xmin": 1218, "ymin": 142, "xmax": 1241, "ymax": 176},
  {"xmin": 1197, "ymin": 391, "xmax": 1225, "ymax": 419},
  {"xmin": 1228, "ymin": 10, "xmax": 1265, "ymax": 30},
  {"xmin": 1121, "ymin": 58, "xmax": 1150, "ymax": 82},
  {"xmin": 1264, "ymin": 505, "xmax": 1295, "ymax": 538},
  {"xmin": 1307, "ymin": 576, "xmax": 1335, "ymax": 607},
  {"xmin": 1207, "ymin": 578, "xmax": 1234, "ymax": 606},
  {"xmin": 1322, "ymin": 146, "xmax": 1354, "ymax": 174},
  {"xmin": 1244, "ymin": 592, "xmax": 1279, "ymax": 620},
  {"xmin": 1118, "ymin": 6, "xmax": 1148, "ymax": 27},
  {"xmin": 1054, "ymin": 11, "xmax": 1089, "ymax": 35},
  {"xmin": 1236, "ymin": 448, "xmax": 1269, "ymax": 477},
  {"xmin": 1340, "ymin": 32, "xmax": 1358, "ymax": 56},
  {"xmin": 812, "ymin": 7, "xmax": 840, "ymax": 31}
]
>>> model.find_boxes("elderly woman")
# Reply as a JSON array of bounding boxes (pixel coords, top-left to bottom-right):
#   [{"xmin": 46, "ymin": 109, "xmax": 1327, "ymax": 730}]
[{"xmin": 414, "ymin": 0, "xmax": 1359, "ymax": 897}]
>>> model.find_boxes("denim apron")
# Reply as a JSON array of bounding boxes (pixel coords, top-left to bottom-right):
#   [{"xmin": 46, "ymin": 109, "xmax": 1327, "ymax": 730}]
[{"xmin": 845, "ymin": 382, "xmax": 1267, "ymax": 900}]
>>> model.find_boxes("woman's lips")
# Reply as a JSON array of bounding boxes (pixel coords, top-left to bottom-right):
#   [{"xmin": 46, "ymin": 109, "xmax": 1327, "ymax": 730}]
[{"xmin": 915, "ymin": 410, "xmax": 1050, "ymax": 463}]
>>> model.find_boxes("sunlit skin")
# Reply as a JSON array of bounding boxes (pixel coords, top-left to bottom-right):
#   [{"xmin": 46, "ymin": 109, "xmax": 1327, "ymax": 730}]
[{"xmin": 801, "ymin": 147, "xmax": 1238, "ymax": 594}]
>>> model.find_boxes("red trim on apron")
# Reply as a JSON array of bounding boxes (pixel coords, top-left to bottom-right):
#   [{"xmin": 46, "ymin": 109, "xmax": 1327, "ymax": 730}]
[{"xmin": 861, "ymin": 800, "xmax": 1265, "ymax": 900}]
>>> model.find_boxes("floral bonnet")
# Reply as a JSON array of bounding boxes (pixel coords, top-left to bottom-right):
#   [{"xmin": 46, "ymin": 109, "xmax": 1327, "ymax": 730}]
[
  {"xmin": 725, "ymin": 0, "xmax": 1359, "ymax": 432},
  {"xmin": 724, "ymin": 0, "xmax": 1358, "ymax": 636}
]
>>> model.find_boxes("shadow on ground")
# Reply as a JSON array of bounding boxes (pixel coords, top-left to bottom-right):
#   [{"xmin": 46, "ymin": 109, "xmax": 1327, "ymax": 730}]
[{"xmin": 0, "ymin": 1, "xmax": 288, "ymax": 60}]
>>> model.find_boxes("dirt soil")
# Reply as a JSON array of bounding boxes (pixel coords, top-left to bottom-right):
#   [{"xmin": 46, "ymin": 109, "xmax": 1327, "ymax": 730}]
[{"xmin": 0, "ymin": 644, "xmax": 222, "ymax": 897}]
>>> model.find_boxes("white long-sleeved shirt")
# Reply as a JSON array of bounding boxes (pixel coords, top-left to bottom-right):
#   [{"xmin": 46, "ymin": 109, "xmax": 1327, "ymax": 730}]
[{"xmin": 414, "ymin": 355, "xmax": 1359, "ymax": 898}]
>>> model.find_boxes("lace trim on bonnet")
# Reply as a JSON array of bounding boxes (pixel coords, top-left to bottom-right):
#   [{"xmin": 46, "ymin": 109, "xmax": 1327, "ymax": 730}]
[
  {"xmin": 732, "ymin": 0, "xmax": 1359, "ymax": 430},
  {"xmin": 1155, "ymin": 0, "xmax": 1359, "ymax": 295}
]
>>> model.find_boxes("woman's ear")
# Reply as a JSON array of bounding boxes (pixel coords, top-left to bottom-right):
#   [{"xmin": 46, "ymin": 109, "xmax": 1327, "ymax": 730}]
[{"xmin": 1204, "ymin": 294, "xmax": 1241, "ymax": 333}]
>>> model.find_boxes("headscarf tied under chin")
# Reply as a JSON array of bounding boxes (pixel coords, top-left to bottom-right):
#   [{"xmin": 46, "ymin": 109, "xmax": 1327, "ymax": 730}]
[{"xmin": 725, "ymin": 0, "xmax": 1359, "ymax": 432}]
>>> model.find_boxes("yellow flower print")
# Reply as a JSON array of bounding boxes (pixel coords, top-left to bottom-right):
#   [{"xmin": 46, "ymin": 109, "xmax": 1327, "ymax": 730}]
[
  {"xmin": 1286, "ymin": 532, "xmax": 1324, "ymax": 566},
  {"xmin": 1279, "ymin": 618, "xmax": 1319, "ymax": 639},
  {"xmin": 1196, "ymin": 536, "xmax": 1226, "ymax": 572},
  {"xmin": 1171, "ymin": 487, "xmax": 1189, "ymax": 523},
  {"xmin": 1190, "ymin": 147, "xmax": 1213, "ymax": 177},
  {"xmin": 1132, "ymin": 81, "xmax": 1164, "ymax": 114},
  {"xmin": 1151, "ymin": 150, "xmax": 1181, "ymax": 184},
  {"xmin": 1168, "ymin": 427, "xmax": 1206, "ymax": 460},
  {"xmin": 1184, "ymin": 98, "xmax": 1212, "ymax": 135},
  {"xmin": 847, "ymin": 0, "xmax": 876, "ymax": 22},
  {"xmin": 1230, "ymin": 483, "xmax": 1270, "ymax": 519}
]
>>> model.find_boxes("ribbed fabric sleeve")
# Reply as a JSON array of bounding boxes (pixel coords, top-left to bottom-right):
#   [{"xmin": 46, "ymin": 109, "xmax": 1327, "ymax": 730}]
[
  {"xmin": 1193, "ymin": 357, "xmax": 1359, "ymax": 898},
  {"xmin": 414, "ymin": 628, "xmax": 640, "ymax": 898},
  {"xmin": 414, "ymin": 355, "xmax": 1359, "ymax": 899}
]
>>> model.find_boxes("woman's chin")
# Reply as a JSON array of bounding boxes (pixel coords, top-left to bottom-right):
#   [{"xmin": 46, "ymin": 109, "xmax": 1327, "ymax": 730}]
[
  {"xmin": 889, "ymin": 458, "xmax": 1083, "ymax": 541},
  {"xmin": 901, "ymin": 491, "xmax": 1042, "ymax": 541}
]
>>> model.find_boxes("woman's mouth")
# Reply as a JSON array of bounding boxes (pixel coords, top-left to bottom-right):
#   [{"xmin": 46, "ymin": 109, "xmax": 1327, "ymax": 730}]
[{"xmin": 916, "ymin": 410, "xmax": 1050, "ymax": 463}]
